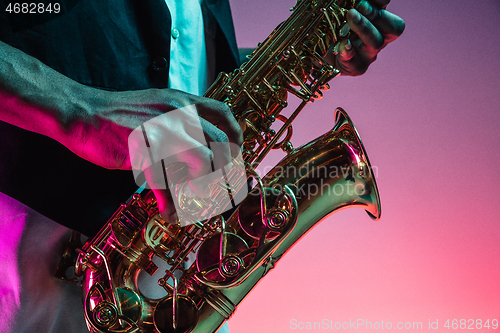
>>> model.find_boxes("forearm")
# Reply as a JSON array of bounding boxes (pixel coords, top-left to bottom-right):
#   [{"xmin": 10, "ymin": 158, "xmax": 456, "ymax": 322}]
[{"xmin": 0, "ymin": 40, "xmax": 95, "ymax": 146}]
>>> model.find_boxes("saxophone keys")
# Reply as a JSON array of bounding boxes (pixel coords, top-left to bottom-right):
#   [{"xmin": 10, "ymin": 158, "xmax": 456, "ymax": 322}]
[
  {"xmin": 196, "ymin": 233, "xmax": 249, "ymax": 282},
  {"xmin": 153, "ymin": 295, "xmax": 198, "ymax": 333},
  {"xmin": 92, "ymin": 302, "xmax": 119, "ymax": 329},
  {"xmin": 281, "ymin": 141, "xmax": 294, "ymax": 153},
  {"xmin": 265, "ymin": 209, "xmax": 288, "ymax": 231},
  {"xmin": 320, "ymin": 83, "xmax": 330, "ymax": 91},
  {"xmin": 219, "ymin": 254, "xmax": 245, "ymax": 278},
  {"xmin": 312, "ymin": 89, "xmax": 324, "ymax": 101}
]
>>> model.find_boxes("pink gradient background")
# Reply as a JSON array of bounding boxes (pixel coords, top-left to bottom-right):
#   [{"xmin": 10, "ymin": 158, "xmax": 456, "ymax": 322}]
[{"xmin": 226, "ymin": 0, "xmax": 500, "ymax": 331}]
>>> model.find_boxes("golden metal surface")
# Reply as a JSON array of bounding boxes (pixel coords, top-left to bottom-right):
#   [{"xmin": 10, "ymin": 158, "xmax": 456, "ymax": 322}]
[{"xmin": 75, "ymin": 1, "xmax": 381, "ymax": 332}]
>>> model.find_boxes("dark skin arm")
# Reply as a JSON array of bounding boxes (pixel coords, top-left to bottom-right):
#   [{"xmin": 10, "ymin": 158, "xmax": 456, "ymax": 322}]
[{"xmin": 0, "ymin": 0, "xmax": 404, "ymax": 224}]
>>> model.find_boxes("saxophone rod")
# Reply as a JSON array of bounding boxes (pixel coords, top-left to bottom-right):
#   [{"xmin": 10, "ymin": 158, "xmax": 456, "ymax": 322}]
[{"xmin": 252, "ymin": 99, "xmax": 308, "ymax": 166}]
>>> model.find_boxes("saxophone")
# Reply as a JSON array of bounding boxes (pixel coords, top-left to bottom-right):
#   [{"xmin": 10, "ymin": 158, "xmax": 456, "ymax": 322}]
[{"xmin": 74, "ymin": 0, "xmax": 380, "ymax": 332}]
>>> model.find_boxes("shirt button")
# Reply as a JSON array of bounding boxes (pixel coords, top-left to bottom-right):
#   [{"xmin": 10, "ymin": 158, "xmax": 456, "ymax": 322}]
[
  {"xmin": 152, "ymin": 57, "xmax": 168, "ymax": 71},
  {"xmin": 171, "ymin": 28, "xmax": 180, "ymax": 39}
]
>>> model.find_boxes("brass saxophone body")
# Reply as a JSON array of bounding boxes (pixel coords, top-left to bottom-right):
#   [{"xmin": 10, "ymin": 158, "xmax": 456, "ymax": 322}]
[{"xmin": 75, "ymin": 1, "xmax": 380, "ymax": 332}]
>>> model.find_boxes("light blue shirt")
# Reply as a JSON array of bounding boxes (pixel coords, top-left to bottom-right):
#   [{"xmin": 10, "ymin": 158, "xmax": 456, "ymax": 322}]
[{"xmin": 164, "ymin": 0, "xmax": 214, "ymax": 96}]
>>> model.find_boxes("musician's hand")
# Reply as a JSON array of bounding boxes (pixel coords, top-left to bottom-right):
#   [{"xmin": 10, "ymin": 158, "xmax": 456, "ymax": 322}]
[
  {"xmin": 70, "ymin": 88, "xmax": 243, "ymax": 224},
  {"xmin": 331, "ymin": 0, "xmax": 405, "ymax": 76},
  {"xmin": 0, "ymin": 40, "xmax": 242, "ymax": 225}
]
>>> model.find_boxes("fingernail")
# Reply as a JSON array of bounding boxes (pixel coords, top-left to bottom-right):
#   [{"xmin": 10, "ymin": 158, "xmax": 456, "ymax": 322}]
[
  {"xmin": 198, "ymin": 181, "xmax": 212, "ymax": 198},
  {"xmin": 357, "ymin": 1, "xmax": 372, "ymax": 17},
  {"xmin": 345, "ymin": 39, "xmax": 352, "ymax": 51}
]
